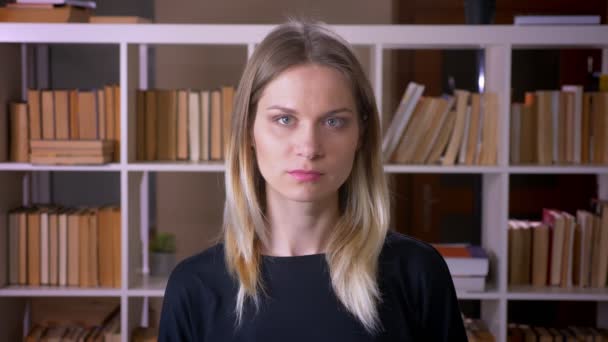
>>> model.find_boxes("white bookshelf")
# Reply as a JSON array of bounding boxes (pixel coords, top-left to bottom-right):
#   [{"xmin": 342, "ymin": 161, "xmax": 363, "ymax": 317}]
[{"xmin": 0, "ymin": 23, "xmax": 607, "ymax": 342}]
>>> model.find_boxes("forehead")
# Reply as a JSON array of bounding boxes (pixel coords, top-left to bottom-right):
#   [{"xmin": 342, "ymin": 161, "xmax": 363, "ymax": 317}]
[{"xmin": 257, "ymin": 63, "xmax": 355, "ymax": 108}]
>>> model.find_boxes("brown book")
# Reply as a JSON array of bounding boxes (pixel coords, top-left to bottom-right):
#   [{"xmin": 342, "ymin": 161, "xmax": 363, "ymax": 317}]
[
  {"xmin": 465, "ymin": 93, "xmax": 481, "ymax": 165},
  {"xmin": 479, "ymin": 92, "xmax": 499, "ymax": 165},
  {"xmin": 531, "ymin": 223, "xmax": 549, "ymax": 287},
  {"xmin": 49, "ymin": 212, "xmax": 59, "ymax": 286},
  {"xmin": 427, "ymin": 110, "xmax": 456, "ymax": 164},
  {"xmin": 58, "ymin": 211, "xmax": 68, "ymax": 286},
  {"xmin": 67, "ymin": 211, "xmax": 80, "ymax": 287},
  {"xmin": 136, "ymin": 90, "xmax": 146, "ymax": 161},
  {"xmin": 30, "ymin": 155, "xmax": 112, "ymax": 165},
  {"xmin": 111, "ymin": 207, "xmax": 121, "ymax": 288},
  {"xmin": 88, "ymin": 210, "xmax": 99, "ymax": 287},
  {"xmin": 27, "ymin": 210, "xmax": 41, "ymax": 286},
  {"xmin": 18, "ymin": 211, "xmax": 28, "ymax": 285},
  {"xmin": 200, "ymin": 90, "xmax": 210, "ymax": 161},
  {"xmin": 592, "ymin": 92, "xmax": 608, "ymax": 164},
  {"xmin": 595, "ymin": 203, "xmax": 608, "ymax": 287},
  {"xmin": 79, "ymin": 211, "xmax": 90, "ymax": 287},
  {"xmin": 78, "ymin": 90, "xmax": 99, "ymax": 140},
  {"xmin": 8, "ymin": 211, "xmax": 19, "ymax": 285},
  {"xmin": 177, "ymin": 89, "xmax": 189, "ymax": 160},
  {"xmin": 28, "ymin": 89, "xmax": 42, "ymax": 140},
  {"xmin": 104, "ymin": 85, "xmax": 115, "ymax": 150},
  {"xmin": 41, "ymin": 90, "xmax": 55, "ymax": 139},
  {"xmin": 536, "ymin": 91, "xmax": 555, "ymax": 165},
  {"xmin": 221, "ymin": 86, "xmax": 235, "ymax": 159},
  {"xmin": 54, "ymin": 90, "xmax": 70, "ymax": 139},
  {"xmin": 412, "ymin": 97, "xmax": 452, "ymax": 164},
  {"xmin": 560, "ymin": 212, "xmax": 575, "ymax": 287},
  {"xmin": 98, "ymin": 208, "xmax": 113, "ymax": 288},
  {"xmin": 0, "ymin": 5, "xmax": 91, "ymax": 23},
  {"xmin": 557, "ymin": 91, "xmax": 568, "ymax": 164},
  {"xmin": 581, "ymin": 93, "xmax": 591, "ymax": 164},
  {"xmin": 69, "ymin": 89, "xmax": 80, "ymax": 139},
  {"xmin": 89, "ymin": 15, "xmax": 151, "ymax": 23},
  {"xmin": 210, "ymin": 90, "xmax": 222, "ymax": 160},
  {"xmin": 31, "ymin": 149, "xmax": 110, "ymax": 158},
  {"xmin": 156, "ymin": 90, "xmax": 174, "ymax": 160},
  {"xmin": 9, "ymin": 102, "xmax": 29, "ymax": 162},
  {"xmin": 113, "ymin": 85, "xmax": 120, "ymax": 162},
  {"xmin": 145, "ymin": 90, "xmax": 157, "ymax": 161},
  {"xmin": 30, "ymin": 139, "xmax": 113, "ymax": 150},
  {"xmin": 520, "ymin": 93, "xmax": 537, "ymax": 164},
  {"xmin": 442, "ymin": 90, "xmax": 470, "ymax": 166},
  {"xmin": 97, "ymin": 89, "xmax": 106, "ymax": 139}
]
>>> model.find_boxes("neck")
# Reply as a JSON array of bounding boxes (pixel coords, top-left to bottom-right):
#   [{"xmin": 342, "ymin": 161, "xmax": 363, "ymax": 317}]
[{"xmin": 261, "ymin": 187, "xmax": 340, "ymax": 257}]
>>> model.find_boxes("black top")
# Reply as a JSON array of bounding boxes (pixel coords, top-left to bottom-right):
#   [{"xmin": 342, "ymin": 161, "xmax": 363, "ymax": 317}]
[{"xmin": 158, "ymin": 231, "xmax": 468, "ymax": 341}]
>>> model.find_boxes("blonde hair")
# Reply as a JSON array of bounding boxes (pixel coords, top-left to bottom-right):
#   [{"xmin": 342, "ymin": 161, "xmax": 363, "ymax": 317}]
[{"xmin": 223, "ymin": 19, "xmax": 390, "ymax": 334}]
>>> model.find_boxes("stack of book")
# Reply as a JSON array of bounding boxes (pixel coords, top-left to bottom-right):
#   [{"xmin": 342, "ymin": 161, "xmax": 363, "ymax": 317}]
[
  {"xmin": 508, "ymin": 202, "xmax": 608, "ymax": 288},
  {"xmin": 8, "ymin": 85, "xmax": 120, "ymax": 164},
  {"xmin": 0, "ymin": 0, "xmax": 95, "ymax": 23},
  {"xmin": 5, "ymin": 205, "xmax": 121, "ymax": 289},
  {"xmin": 135, "ymin": 86, "xmax": 235, "ymax": 162},
  {"xmin": 464, "ymin": 316, "xmax": 495, "ymax": 342},
  {"xmin": 382, "ymin": 82, "xmax": 499, "ymax": 166},
  {"xmin": 508, "ymin": 323, "xmax": 608, "ymax": 341},
  {"xmin": 25, "ymin": 299, "xmax": 119, "ymax": 341},
  {"xmin": 433, "ymin": 244, "xmax": 490, "ymax": 292},
  {"xmin": 510, "ymin": 85, "xmax": 608, "ymax": 165}
]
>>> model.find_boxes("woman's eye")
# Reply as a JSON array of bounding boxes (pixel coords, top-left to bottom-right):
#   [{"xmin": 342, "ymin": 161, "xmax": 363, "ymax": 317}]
[
  {"xmin": 326, "ymin": 117, "xmax": 345, "ymax": 128},
  {"xmin": 276, "ymin": 115, "xmax": 293, "ymax": 125}
]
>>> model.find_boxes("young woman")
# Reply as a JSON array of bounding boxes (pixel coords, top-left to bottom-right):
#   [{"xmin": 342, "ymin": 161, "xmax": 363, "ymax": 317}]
[{"xmin": 159, "ymin": 20, "xmax": 468, "ymax": 341}]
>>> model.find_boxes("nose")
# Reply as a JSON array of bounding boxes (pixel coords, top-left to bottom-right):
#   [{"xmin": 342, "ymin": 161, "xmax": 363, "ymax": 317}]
[{"xmin": 295, "ymin": 122, "xmax": 323, "ymax": 160}]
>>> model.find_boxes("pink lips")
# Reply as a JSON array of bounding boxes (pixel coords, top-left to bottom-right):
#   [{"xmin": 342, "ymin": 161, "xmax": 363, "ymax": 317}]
[{"xmin": 288, "ymin": 170, "xmax": 322, "ymax": 182}]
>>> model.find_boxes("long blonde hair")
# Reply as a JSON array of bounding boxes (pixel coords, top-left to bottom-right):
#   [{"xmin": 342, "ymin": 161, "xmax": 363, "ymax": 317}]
[{"xmin": 223, "ymin": 19, "xmax": 390, "ymax": 334}]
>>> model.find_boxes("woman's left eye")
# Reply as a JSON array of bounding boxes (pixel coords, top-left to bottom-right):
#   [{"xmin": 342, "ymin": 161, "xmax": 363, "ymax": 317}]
[
  {"xmin": 276, "ymin": 116, "xmax": 293, "ymax": 125},
  {"xmin": 326, "ymin": 117, "xmax": 345, "ymax": 128}
]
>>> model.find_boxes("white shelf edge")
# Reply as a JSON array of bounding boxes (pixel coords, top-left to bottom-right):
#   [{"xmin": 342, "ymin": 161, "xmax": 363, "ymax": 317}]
[
  {"xmin": 507, "ymin": 286, "xmax": 608, "ymax": 301},
  {"xmin": 126, "ymin": 162, "xmax": 225, "ymax": 172},
  {"xmin": 0, "ymin": 163, "xmax": 123, "ymax": 171},
  {"xmin": 508, "ymin": 165, "xmax": 608, "ymax": 174},
  {"xmin": 0, "ymin": 286, "xmax": 122, "ymax": 297},
  {"xmin": 384, "ymin": 164, "xmax": 504, "ymax": 174},
  {"xmin": 127, "ymin": 289, "xmax": 166, "ymax": 297}
]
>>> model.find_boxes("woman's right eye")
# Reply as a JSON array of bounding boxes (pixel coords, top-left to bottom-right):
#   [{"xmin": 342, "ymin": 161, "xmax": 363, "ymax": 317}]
[{"xmin": 275, "ymin": 115, "xmax": 293, "ymax": 126}]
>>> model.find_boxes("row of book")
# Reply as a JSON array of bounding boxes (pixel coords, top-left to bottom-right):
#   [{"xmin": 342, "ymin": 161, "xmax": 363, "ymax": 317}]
[
  {"xmin": 510, "ymin": 88, "xmax": 608, "ymax": 165},
  {"xmin": 508, "ymin": 202, "xmax": 608, "ymax": 288},
  {"xmin": 464, "ymin": 317, "xmax": 494, "ymax": 342},
  {"xmin": 507, "ymin": 324, "xmax": 608, "ymax": 342},
  {"xmin": 25, "ymin": 298, "xmax": 120, "ymax": 342},
  {"xmin": 382, "ymin": 83, "xmax": 499, "ymax": 165},
  {"xmin": 135, "ymin": 87, "xmax": 235, "ymax": 162},
  {"xmin": 8, "ymin": 85, "xmax": 121, "ymax": 163},
  {"xmin": 434, "ymin": 244, "xmax": 489, "ymax": 292},
  {"xmin": 5, "ymin": 205, "xmax": 122, "ymax": 288}
]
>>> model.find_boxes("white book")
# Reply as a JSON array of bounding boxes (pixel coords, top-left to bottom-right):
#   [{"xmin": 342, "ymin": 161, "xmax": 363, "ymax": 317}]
[
  {"xmin": 458, "ymin": 106, "xmax": 472, "ymax": 165},
  {"xmin": 188, "ymin": 91, "xmax": 201, "ymax": 162},
  {"xmin": 200, "ymin": 91, "xmax": 210, "ymax": 161},
  {"xmin": 40, "ymin": 211, "xmax": 49, "ymax": 285},
  {"xmin": 514, "ymin": 15, "xmax": 600, "ymax": 25},
  {"xmin": 510, "ymin": 103, "xmax": 522, "ymax": 164},
  {"xmin": 59, "ymin": 213, "xmax": 68, "ymax": 287},
  {"xmin": 382, "ymin": 83, "xmax": 424, "ymax": 162},
  {"xmin": 452, "ymin": 276, "xmax": 486, "ymax": 292},
  {"xmin": 562, "ymin": 85, "xmax": 583, "ymax": 164}
]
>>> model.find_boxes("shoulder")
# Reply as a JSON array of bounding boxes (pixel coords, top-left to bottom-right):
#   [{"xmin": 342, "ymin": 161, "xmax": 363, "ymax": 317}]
[
  {"xmin": 165, "ymin": 243, "xmax": 233, "ymax": 296},
  {"xmin": 379, "ymin": 231, "xmax": 451, "ymax": 281}
]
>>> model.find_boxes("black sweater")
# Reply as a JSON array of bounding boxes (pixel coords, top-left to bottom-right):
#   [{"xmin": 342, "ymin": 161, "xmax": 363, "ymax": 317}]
[{"xmin": 158, "ymin": 231, "xmax": 468, "ymax": 341}]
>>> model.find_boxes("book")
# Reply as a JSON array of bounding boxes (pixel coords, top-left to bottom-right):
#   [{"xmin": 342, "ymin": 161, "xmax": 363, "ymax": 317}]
[
  {"xmin": 0, "ymin": 5, "xmax": 91, "ymax": 23},
  {"xmin": 9, "ymin": 102, "xmax": 29, "ymax": 162},
  {"xmin": 433, "ymin": 244, "xmax": 489, "ymax": 277}
]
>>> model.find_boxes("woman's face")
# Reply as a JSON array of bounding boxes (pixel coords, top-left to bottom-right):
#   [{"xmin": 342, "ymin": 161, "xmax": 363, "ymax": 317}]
[{"xmin": 252, "ymin": 63, "xmax": 361, "ymax": 203}]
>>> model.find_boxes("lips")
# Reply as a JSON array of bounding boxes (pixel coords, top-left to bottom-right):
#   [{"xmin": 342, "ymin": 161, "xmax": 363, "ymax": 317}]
[{"xmin": 288, "ymin": 170, "xmax": 323, "ymax": 181}]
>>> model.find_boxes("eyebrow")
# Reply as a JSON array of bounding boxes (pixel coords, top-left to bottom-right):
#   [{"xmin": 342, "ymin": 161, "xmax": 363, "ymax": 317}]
[{"xmin": 266, "ymin": 105, "xmax": 354, "ymax": 116}]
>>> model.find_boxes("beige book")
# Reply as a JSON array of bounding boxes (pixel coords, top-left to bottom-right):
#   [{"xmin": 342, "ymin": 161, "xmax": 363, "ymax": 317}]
[
  {"xmin": 200, "ymin": 90, "xmax": 210, "ymax": 161},
  {"xmin": 28, "ymin": 89, "xmax": 42, "ymax": 140},
  {"xmin": 478, "ymin": 92, "xmax": 499, "ymax": 165},
  {"xmin": 30, "ymin": 155, "xmax": 112, "ymax": 165},
  {"xmin": 391, "ymin": 98, "xmax": 430, "ymax": 163},
  {"xmin": 576, "ymin": 210, "xmax": 594, "ymax": 288},
  {"xmin": 58, "ymin": 211, "xmax": 68, "ymax": 286},
  {"xmin": 557, "ymin": 92, "xmax": 568, "ymax": 164},
  {"xmin": 136, "ymin": 90, "xmax": 146, "ymax": 161},
  {"xmin": 49, "ymin": 212, "xmax": 58, "ymax": 286},
  {"xmin": 41, "ymin": 90, "xmax": 55, "ymax": 139},
  {"xmin": 595, "ymin": 203, "xmax": 608, "ymax": 287},
  {"xmin": 188, "ymin": 91, "xmax": 201, "ymax": 162},
  {"xmin": 592, "ymin": 93, "xmax": 608, "ymax": 164},
  {"xmin": 18, "ymin": 211, "xmax": 27, "ymax": 285},
  {"xmin": 221, "ymin": 86, "xmax": 235, "ymax": 159},
  {"xmin": 8, "ymin": 211, "xmax": 19, "ymax": 285},
  {"xmin": 113, "ymin": 85, "xmax": 121, "ymax": 162},
  {"xmin": 581, "ymin": 93, "xmax": 591, "ymax": 163},
  {"xmin": 531, "ymin": 223, "xmax": 549, "ymax": 287},
  {"xmin": 111, "ymin": 207, "xmax": 121, "ymax": 288},
  {"xmin": 67, "ymin": 211, "xmax": 80, "ymax": 287},
  {"xmin": 536, "ymin": 91, "xmax": 554, "ymax": 165},
  {"xmin": 78, "ymin": 90, "xmax": 99, "ymax": 140},
  {"xmin": 0, "ymin": 5, "xmax": 91, "ymax": 23},
  {"xmin": 104, "ymin": 85, "xmax": 116, "ymax": 149},
  {"xmin": 549, "ymin": 211, "xmax": 566, "ymax": 286},
  {"xmin": 69, "ymin": 89, "xmax": 80, "ymax": 139},
  {"xmin": 414, "ymin": 97, "xmax": 453, "ymax": 164},
  {"xmin": 98, "ymin": 208, "xmax": 113, "ymax": 288},
  {"xmin": 9, "ymin": 102, "xmax": 29, "ymax": 162},
  {"xmin": 427, "ymin": 110, "xmax": 456, "ymax": 164},
  {"xmin": 465, "ymin": 93, "xmax": 481, "ymax": 165},
  {"xmin": 27, "ymin": 211, "xmax": 41, "ymax": 286},
  {"xmin": 520, "ymin": 94, "xmax": 537, "ymax": 164},
  {"xmin": 560, "ymin": 212, "xmax": 575, "ymax": 287},
  {"xmin": 30, "ymin": 139, "xmax": 113, "ymax": 150},
  {"xmin": 210, "ymin": 90, "xmax": 222, "ymax": 160},
  {"xmin": 88, "ymin": 210, "xmax": 99, "ymax": 287},
  {"xmin": 90, "ymin": 15, "xmax": 151, "ymax": 23},
  {"xmin": 177, "ymin": 90, "xmax": 189, "ymax": 160},
  {"xmin": 382, "ymin": 83, "xmax": 424, "ymax": 161},
  {"xmin": 442, "ymin": 90, "xmax": 470, "ymax": 166},
  {"xmin": 97, "ymin": 89, "xmax": 106, "ymax": 140},
  {"xmin": 79, "ymin": 211, "xmax": 90, "ymax": 287},
  {"xmin": 145, "ymin": 90, "xmax": 157, "ymax": 161},
  {"xmin": 54, "ymin": 90, "xmax": 70, "ymax": 139},
  {"xmin": 40, "ymin": 210, "xmax": 49, "ymax": 285}
]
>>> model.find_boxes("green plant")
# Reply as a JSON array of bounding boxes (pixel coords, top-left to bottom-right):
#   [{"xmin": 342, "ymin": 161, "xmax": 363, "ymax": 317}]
[{"xmin": 149, "ymin": 232, "xmax": 176, "ymax": 253}]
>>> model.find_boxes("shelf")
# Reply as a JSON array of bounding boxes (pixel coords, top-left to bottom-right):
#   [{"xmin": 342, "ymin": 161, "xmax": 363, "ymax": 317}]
[
  {"xmin": 0, "ymin": 162, "xmax": 122, "ymax": 172},
  {"xmin": 384, "ymin": 164, "xmax": 503, "ymax": 174},
  {"xmin": 508, "ymin": 165, "xmax": 608, "ymax": 175},
  {"xmin": 128, "ymin": 275, "xmax": 167, "ymax": 297},
  {"xmin": 0, "ymin": 285, "xmax": 122, "ymax": 297},
  {"xmin": 507, "ymin": 286, "xmax": 608, "ymax": 301},
  {"xmin": 456, "ymin": 288, "xmax": 502, "ymax": 300},
  {"xmin": 127, "ymin": 161, "xmax": 225, "ymax": 172}
]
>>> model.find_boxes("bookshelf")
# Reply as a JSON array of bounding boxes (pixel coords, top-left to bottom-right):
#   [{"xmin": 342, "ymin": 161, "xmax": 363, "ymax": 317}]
[{"xmin": 0, "ymin": 23, "xmax": 607, "ymax": 342}]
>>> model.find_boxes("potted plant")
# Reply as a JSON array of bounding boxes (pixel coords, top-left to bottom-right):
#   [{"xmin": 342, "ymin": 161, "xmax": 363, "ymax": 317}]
[{"xmin": 149, "ymin": 232, "xmax": 176, "ymax": 277}]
